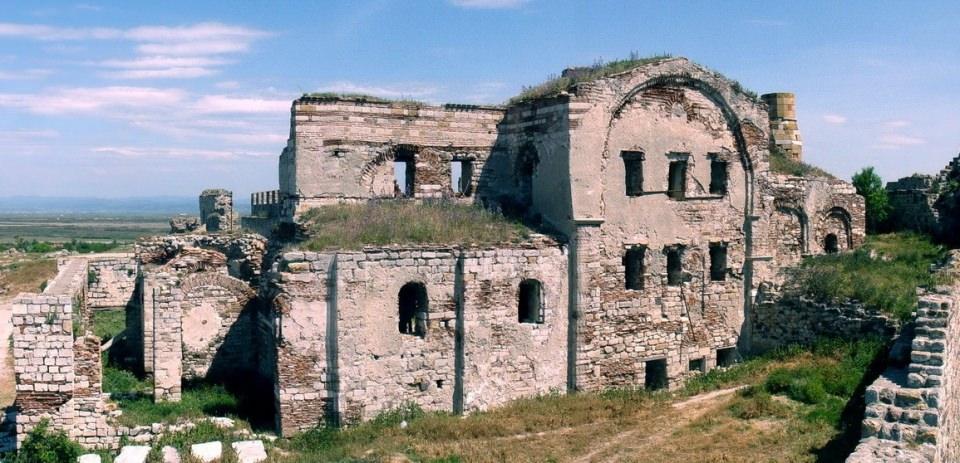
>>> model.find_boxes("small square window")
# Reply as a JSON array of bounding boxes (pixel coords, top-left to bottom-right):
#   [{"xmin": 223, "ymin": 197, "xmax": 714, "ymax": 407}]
[
  {"xmin": 623, "ymin": 246, "xmax": 645, "ymax": 290},
  {"xmin": 709, "ymin": 242, "xmax": 728, "ymax": 282},
  {"xmin": 666, "ymin": 246, "xmax": 683, "ymax": 286},
  {"xmin": 688, "ymin": 358, "xmax": 705, "ymax": 373},
  {"xmin": 716, "ymin": 347, "xmax": 738, "ymax": 368},
  {"xmin": 645, "ymin": 358, "xmax": 668, "ymax": 391},
  {"xmin": 667, "ymin": 160, "xmax": 687, "ymax": 200}
]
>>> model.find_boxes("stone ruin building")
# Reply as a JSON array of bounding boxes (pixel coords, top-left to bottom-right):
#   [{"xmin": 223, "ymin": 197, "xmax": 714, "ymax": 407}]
[
  {"xmin": 11, "ymin": 57, "xmax": 873, "ymax": 449},
  {"xmin": 886, "ymin": 153, "xmax": 960, "ymax": 246}
]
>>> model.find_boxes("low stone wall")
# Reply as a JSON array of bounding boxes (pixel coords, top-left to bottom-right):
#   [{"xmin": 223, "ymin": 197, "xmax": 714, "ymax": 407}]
[
  {"xmin": 847, "ymin": 253, "xmax": 960, "ymax": 462},
  {"xmin": 85, "ymin": 254, "xmax": 138, "ymax": 309},
  {"xmin": 272, "ymin": 239, "xmax": 568, "ymax": 434},
  {"xmin": 751, "ymin": 292, "xmax": 899, "ymax": 352}
]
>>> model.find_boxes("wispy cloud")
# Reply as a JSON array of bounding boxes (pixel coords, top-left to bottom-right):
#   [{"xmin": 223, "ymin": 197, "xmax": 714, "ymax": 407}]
[
  {"xmin": 884, "ymin": 120, "xmax": 911, "ymax": 128},
  {"xmin": 873, "ymin": 133, "xmax": 926, "ymax": 150},
  {"xmin": 449, "ymin": 0, "xmax": 529, "ymax": 9},
  {"xmin": 0, "ymin": 21, "xmax": 269, "ymax": 79},
  {"xmin": 92, "ymin": 146, "xmax": 272, "ymax": 159},
  {"xmin": 0, "ymin": 86, "xmax": 186, "ymax": 114},
  {"xmin": 0, "ymin": 68, "xmax": 52, "ymax": 80},
  {"xmin": 0, "ymin": 129, "xmax": 60, "ymax": 142},
  {"xmin": 193, "ymin": 95, "xmax": 290, "ymax": 114},
  {"xmin": 822, "ymin": 113, "xmax": 847, "ymax": 125}
]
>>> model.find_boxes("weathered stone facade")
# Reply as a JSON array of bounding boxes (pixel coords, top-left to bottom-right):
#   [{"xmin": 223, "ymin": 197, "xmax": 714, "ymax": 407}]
[
  {"xmin": 242, "ymin": 57, "xmax": 867, "ymax": 432},
  {"xmin": 887, "ymin": 153, "xmax": 960, "ymax": 245},
  {"xmin": 84, "ymin": 254, "xmax": 138, "ymax": 309}
]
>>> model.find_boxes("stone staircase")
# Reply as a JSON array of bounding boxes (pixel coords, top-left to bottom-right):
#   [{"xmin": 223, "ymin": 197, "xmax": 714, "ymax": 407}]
[{"xmin": 854, "ymin": 292, "xmax": 955, "ymax": 461}]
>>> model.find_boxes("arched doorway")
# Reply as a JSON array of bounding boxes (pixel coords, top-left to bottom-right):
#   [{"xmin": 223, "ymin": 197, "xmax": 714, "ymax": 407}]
[{"xmin": 398, "ymin": 282, "xmax": 428, "ymax": 337}]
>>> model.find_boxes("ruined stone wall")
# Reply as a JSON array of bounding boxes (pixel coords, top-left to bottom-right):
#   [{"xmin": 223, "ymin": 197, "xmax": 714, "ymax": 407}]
[
  {"xmin": 151, "ymin": 273, "xmax": 183, "ymax": 402},
  {"xmin": 179, "ymin": 273, "xmax": 256, "ymax": 382},
  {"xmin": 273, "ymin": 240, "xmax": 567, "ymax": 434},
  {"xmin": 887, "ymin": 175, "xmax": 940, "ymax": 235},
  {"xmin": 281, "ymin": 98, "xmax": 504, "ymax": 215},
  {"xmin": 199, "ymin": 189, "xmax": 234, "ymax": 232},
  {"xmin": 750, "ymin": 293, "xmax": 898, "ymax": 352},
  {"xmin": 85, "ymin": 254, "xmax": 138, "ymax": 308}
]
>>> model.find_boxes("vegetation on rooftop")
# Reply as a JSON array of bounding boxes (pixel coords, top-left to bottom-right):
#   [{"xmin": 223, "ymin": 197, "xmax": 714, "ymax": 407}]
[
  {"xmin": 299, "ymin": 201, "xmax": 532, "ymax": 251},
  {"xmin": 509, "ymin": 52, "xmax": 674, "ymax": 104},
  {"xmin": 790, "ymin": 233, "xmax": 949, "ymax": 320},
  {"xmin": 769, "ymin": 147, "xmax": 836, "ymax": 179},
  {"xmin": 300, "ymin": 92, "xmax": 425, "ymax": 107}
]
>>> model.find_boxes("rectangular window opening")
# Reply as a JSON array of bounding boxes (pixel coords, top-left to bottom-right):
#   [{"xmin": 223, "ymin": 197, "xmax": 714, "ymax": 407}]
[
  {"xmin": 688, "ymin": 358, "xmax": 705, "ymax": 373},
  {"xmin": 622, "ymin": 151, "xmax": 644, "ymax": 196},
  {"xmin": 667, "ymin": 160, "xmax": 687, "ymax": 200},
  {"xmin": 623, "ymin": 246, "xmax": 645, "ymax": 290},
  {"xmin": 709, "ymin": 242, "xmax": 728, "ymax": 282},
  {"xmin": 716, "ymin": 347, "xmax": 738, "ymax": 368},
  {"xmin": 393, "ymin": 159, "xmax": 415, "ymax": 197},
  {"xmin": 666, "ymin": 246, "xmax": 683, "ymax": 286},
  {"xmin": 710, "ymin": 159, "xmax": 729, "ymax": 195},
  {"xmin": 644, "ymin": 358, "xmax": 668, "ymax": 391},
  {"xmin": 451, "ymin": 159, "xmax": 474, "ymax": 197}
]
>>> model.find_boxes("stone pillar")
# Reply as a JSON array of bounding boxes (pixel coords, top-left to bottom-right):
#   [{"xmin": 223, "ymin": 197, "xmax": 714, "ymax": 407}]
[
  {"xmin": 11, "ymin": 294, "xmax": 76, "ymax": 447},
  {"xmin": 153, "ymin": 277, "xmax": 183, "ymax": 402},
  {"xmin": 199, "ymin": 189, "xmax": 234, "ymax": 233},
  {"xmin": 761, "ymin": 92, "xmax": 803, "ymax": 161}
]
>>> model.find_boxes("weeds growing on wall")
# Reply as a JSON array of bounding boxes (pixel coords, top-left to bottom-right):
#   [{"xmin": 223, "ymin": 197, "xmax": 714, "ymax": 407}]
[
  {"xmin": 791, "ymin": 233, "xmax": 948, "ymax": 320},
  {"xmin": 299, "ymin": 201, "xmax": 531, "ymax": 251},
  {"xmin": 12, "ymin": 420, "xmax": 83, "ymax": 463},
  {"xmin": 769, "ymin": 147, "xmax": 836, "ymax": 179}
]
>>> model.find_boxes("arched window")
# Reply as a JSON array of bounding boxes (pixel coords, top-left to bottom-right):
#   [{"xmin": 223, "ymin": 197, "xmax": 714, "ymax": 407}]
[
  {"xmin": 398, "ymin": 282, "xmax": 428, "ymax": 337},
  {"xmin": 825, "ymin": 234, "xmax": 839, "ymax": 254},
  {"xmin": 518, "ymin": 279, "xmax": 543, "ymax": 324}
]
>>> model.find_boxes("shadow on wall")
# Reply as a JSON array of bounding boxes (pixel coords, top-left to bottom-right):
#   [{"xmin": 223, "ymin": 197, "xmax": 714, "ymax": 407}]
[
  {"xmin": 475, "ymin": 101, "xmax": 573, "ymax": 239},
  {"xmin": 204, "ymin": 297, "xmax": 276, "ymax": 431}
]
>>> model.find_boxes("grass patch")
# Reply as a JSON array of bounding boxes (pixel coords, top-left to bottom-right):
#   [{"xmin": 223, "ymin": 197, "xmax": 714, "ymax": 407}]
[
  {"xmin": 510, "ymin": 53, "xmax": 674, "ymax": 103},
  {"xmin": 92, "ymin": 309, "xmax": 125, "ymax": 342},
  {"xmin": 791, "ymin": 233, "xmax": 948, "ymax": 320},
  {"xmin": 0, "ymin": 258, "xmax": 56, "ymax": 295},
  {"xmin": 300, "ymin": 92, "xmax": 425, "ymax": 107},
  {"xmin": 300, "ymin": 201, "xmax": 532, "ymax": 251},
  {"xmin": 111, "ymin": 383, "xmax": 240, "ymax": 428},
  {"xmin": 769, "ymin": 148, "xmax": 836, "ymax": 178}
]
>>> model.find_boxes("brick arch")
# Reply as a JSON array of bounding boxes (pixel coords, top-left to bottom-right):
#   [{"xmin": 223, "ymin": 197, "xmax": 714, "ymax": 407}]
[
  {"xmin": 179, "ymin": 272, "xmax": 256, "ymax": 301},
  {"xmin": 818, "ymin": 206, "xmax": 854, "ymax": 250},
  {"xmin": 358, "ymin": 144, "xmax": 420, "ymax": 197},
  {"xmin": 774, "ymin": 203, "xmax": 810, "ymax": 254}
]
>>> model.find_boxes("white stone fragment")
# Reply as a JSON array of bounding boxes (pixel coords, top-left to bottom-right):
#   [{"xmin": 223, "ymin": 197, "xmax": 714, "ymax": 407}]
[
  {"xmin": 191, "ymin": 441, "xmax": 223, "ymax": 463},
  {"xmin": 78, "ymin": 454, "xmax": 102, "ymax": 463},
  {"xmin": 114, "ymin": 445, "xmax": 151, "ymax": 463},
  {"xmin": 162, "ymin": 445, "xmax": 181, "ymax": 463},
  {"xmin": 208, "ymin": 416, "xmax": 235, "ymax": 428},
  {"xmin": 231, "ymin": 440, "xmax": 268, "ymax": 463}
]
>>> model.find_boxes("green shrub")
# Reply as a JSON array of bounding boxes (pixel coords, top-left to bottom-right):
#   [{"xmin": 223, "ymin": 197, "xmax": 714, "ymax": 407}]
[
  {"xmin": 792, "ymin": 233, "xmax": 946, "ymax": 320},
  {"xmin": 769, "ymin": 148, "xmax": 835, "ymax": 178},
  {"xmin": 728, "ymin": 386, "xmax": 789, "ymax": 419},
  {"xmin": 852, "ymin": 167, "xmax": 891, "ymax": 234},
  {"xmin": 14, "ymin": 420, "xmax": 82, "ymax": 463}
]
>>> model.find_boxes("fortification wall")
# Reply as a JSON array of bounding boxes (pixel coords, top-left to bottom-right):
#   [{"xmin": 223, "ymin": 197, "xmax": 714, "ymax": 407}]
[{"xmin": 273, "ymin": 240, "xmax": 568, "ymax": 434}]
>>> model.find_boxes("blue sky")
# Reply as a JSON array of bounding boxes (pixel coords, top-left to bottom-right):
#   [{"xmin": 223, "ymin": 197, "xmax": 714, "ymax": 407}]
[{"xmin": 0, "ymin": 0, "xmax": 958, "ymax": 198}]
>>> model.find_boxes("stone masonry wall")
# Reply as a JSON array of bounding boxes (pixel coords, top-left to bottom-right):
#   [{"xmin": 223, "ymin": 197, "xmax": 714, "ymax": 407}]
[
  {"xmin": 750, "ymin": 292, "xmax": 898, "ymax": 352},
  {"xmin": 272, "ymin": 239, "xmax": 567, "ymax": 434},
  {"xmin": 85, "ymin": 254, "xmax": 138, "ymax": 309}
]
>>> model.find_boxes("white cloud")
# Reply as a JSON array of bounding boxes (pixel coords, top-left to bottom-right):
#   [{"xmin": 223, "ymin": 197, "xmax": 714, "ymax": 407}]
[
  {"xmin": 0, "ymin": 86, "xmax": 186, "ymax": 114},
  {"xmin": 193, "ymin": 95, "xmax": 292, "ymax": 114},
  {"xmin": 0, "ymin": 68, "xmax": 52, "ymax": 80},
  {"xmin": 822, "ymin": 113, "xmax": 847, "ymax": 125},
  {"xmin": 449, "ymin": 0, "xmax": 529, "ymax": 8},
  {"xmin": 873, "ymin": 133, "xmax": 926, "ymax": 150},
  {"xmin": 215, "ymin": 80, "xmax": 241, "ymax": 89},
  {"xmin": 92, "ymin": 146, "xmax": 271, "ymax": 159},
  {"xmin": 0, "ymin": 21, "xmax": 268, "ymax": 79},
  {"xmin": 884, "ymin": 120, "xmax": 911, "ymax": 128},
  {"xmin": 107, "ymin": 67, "xmax": 216, "ymax": 79},
  {"xmin": 0, "ymin": 129, "xmax": 59, "ymax": 141}
]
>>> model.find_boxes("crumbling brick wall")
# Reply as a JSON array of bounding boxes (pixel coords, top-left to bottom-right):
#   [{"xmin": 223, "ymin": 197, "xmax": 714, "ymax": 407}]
[
  {"xmin": 272, "ymin": 240, "xmax": 568, "ymax": 434},
  {"xmin": 85, "ymin": 254, "xmax": 138, "ymax": 309}
]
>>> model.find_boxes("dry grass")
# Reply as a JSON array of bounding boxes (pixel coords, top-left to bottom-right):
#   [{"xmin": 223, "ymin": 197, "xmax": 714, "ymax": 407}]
[
  {"xmin": 510, "ymin": 53, "xmax": 674, "ymax": 104},
  {"xmin": 769, "ymin": 148, "xmax": 836, "ymax": 179},
  {"xmin": 0, "ymin": 258, "xmax": 57, "ymax": 296},
  {"xmin": 267, "ymin": 340, "xmax": 881, "ymax": 462},
  {"xmin": 299, "ymin": 202, "xmax": 532, "ymax": 251}
]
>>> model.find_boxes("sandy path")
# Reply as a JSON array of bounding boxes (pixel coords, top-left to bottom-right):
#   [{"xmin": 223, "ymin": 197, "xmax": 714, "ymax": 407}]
[{"xmin": 571, "ymin": 386, "xmax": 746, "ymax": 463}]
